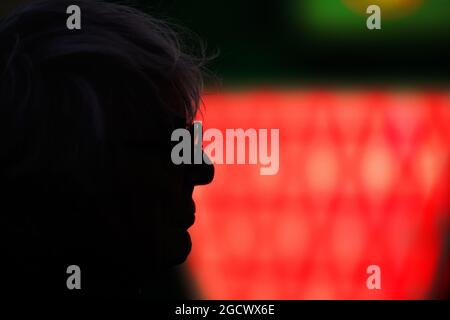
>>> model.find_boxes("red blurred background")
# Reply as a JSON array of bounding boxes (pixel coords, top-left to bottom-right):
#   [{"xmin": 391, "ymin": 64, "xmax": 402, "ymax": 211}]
[{"xmin": 189, "ymin": 89, "xmax": 450, "ymax": 299}]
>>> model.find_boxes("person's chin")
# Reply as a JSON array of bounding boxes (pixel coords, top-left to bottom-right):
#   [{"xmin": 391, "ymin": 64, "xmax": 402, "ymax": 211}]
[{"xmin": 165, "ymin": 227, "xmax": 192, "ymax": 266}]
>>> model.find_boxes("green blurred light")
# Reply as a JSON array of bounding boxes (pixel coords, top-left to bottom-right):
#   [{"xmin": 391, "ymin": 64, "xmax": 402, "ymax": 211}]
[{"xmin": 293, "ymin": 0, "xmax": 450, "ymax": 39}]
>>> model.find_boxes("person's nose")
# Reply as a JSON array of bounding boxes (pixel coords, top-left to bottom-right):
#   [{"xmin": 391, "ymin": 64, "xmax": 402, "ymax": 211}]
[{"xmin": 187, "ymin": 151, "xmax": 214, "ymax": 186}]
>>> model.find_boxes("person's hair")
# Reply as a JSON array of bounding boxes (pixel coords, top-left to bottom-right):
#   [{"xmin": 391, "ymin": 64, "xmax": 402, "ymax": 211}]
[
  {"xmin": 0, "ymin": 0, "xmax": 204, "ymax": 172},
  {"xmin": 0, "ymin": 0, "xmax": 205, "ymax": 274}
]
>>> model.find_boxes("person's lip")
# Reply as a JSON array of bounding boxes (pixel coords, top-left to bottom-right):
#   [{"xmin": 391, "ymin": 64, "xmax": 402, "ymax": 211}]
[
  {"xmin": 186, "ymin": 213, "xmax": 196, "ymax": 229},
  {"xmin": 175, "ymin": 200, "xmax": 196, "ymax": 229}
]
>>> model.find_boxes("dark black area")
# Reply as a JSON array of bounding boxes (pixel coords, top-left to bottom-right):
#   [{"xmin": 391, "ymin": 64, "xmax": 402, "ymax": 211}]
[{"xmin": 0, "ymin": 0, "xmax": 214, "ymax": 298}]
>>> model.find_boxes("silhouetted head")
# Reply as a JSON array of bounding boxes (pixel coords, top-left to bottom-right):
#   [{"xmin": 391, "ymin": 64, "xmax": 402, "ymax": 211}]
[{"xmin": 0, "ymin": 0, "xmax": 214, "ymax": 297}]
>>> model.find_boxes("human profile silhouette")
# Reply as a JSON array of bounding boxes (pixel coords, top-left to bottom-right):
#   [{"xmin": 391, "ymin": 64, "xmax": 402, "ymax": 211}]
[{"xmin": 0, "ymin": 0, "xmax": 214, "ymax": 298}]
